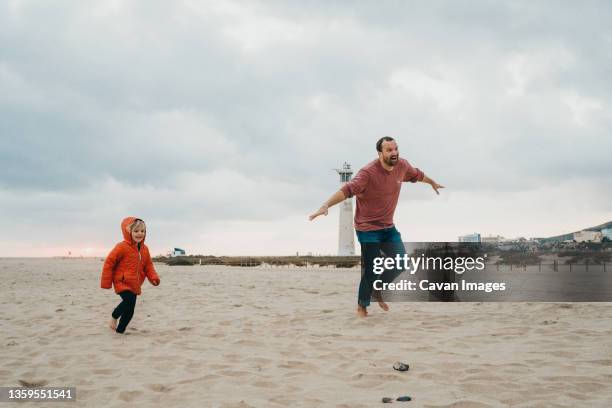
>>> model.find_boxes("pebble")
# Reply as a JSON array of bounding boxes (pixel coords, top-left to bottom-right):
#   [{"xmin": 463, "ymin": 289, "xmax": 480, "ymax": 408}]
[{"xmin": 393, "ymin": 361, "xmax": 409, "ymax": 371}]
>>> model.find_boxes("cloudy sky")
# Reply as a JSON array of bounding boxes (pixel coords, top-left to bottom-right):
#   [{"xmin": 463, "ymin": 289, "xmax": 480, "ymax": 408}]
[{"xmin": 1, "ymin": 1, "xmax": 611, "ymax": 257}]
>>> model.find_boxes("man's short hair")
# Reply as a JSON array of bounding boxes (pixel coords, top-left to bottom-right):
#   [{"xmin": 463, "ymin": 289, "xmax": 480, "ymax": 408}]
[{"xmin": 376, "ymin": 136, "xmax": 395, "ymax": 152}]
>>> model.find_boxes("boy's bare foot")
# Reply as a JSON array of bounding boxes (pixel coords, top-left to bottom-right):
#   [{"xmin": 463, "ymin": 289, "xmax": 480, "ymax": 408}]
[
  {"xmin": 109, "ymin": 318, "xmax": 117, "ymax": 331},
  {"xmin": 357, "ymin": 305, "xmax": 368, "ymax": 318},
  {"xmin": 378, "ymin": 301, "xmax": 390, "ymax": 311}
]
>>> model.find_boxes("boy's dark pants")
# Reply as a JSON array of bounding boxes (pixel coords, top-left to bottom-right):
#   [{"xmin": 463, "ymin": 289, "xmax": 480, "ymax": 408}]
[
  {"xmin": 112, "ymin": 290, "xmax": 137, "ymax": 333},
  {"xmin": 356, "ymin": 226, "xmax": 406, "ymax": 308}
]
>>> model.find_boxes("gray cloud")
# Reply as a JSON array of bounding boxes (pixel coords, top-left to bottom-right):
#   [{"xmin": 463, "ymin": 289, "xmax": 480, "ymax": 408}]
[{"xmin": 1, "ymin": 1, "xmax": 611, "ymax": 254}]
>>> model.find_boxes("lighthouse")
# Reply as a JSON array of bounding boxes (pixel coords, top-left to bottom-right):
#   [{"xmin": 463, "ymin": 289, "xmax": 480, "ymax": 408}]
[{"xmin": 335, "ymin": 162, "xmax": 355, "ymax": 256}]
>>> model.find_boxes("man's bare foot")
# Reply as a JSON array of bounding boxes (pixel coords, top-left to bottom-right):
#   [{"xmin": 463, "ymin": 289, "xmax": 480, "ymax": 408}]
[
  {"xmin": 109, "ymin": 318, "xmax": 117, "ymax": 331},
  {"xmin": 378, "ymin": 301, "xmax": 390, "ymax": 311},
  {"xmin": 372, "ymin": 290, "xmax": 389, "ymax": 311},
  {"xmin": 357, "ymin": 305, "xmax": 368, "ymax": 318}
]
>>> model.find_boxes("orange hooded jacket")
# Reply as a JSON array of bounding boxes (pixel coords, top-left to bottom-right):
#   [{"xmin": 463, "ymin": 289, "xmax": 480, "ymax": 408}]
[{"xmin": 100, "ymin": 217, "xmax": 160, "ymax": 295}]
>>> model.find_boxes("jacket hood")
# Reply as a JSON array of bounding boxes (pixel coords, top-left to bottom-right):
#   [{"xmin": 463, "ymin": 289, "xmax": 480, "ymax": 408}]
[{"xmin": 121, "ymin": 216, "xmax": 146, "ymax": 245}]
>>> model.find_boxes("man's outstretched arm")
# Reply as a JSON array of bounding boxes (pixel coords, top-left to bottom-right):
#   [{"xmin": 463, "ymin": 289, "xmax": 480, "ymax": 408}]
[
  {"xmin": 421, "ymin": 174, "xmax": 445, "ymax": 195},
  {"xmin": 309, "ymin": 190, "xmax": 346, "ymax": 221}
]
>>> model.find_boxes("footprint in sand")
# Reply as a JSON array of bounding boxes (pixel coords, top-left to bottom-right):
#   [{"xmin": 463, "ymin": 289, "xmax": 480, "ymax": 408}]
[
  {"xmin": 424, "ymin": 401, "xmax": 495, "ymax": 408},
  {"xmin": 176, "ymin": 374, "xmax": 221, "ymax": 385},
  {"xmin": 19, "ymin": 379, "xmax": 48, "ymax": 387},
  {"xmin": 92, "ymin": 368, "xmax": 115, "ymax": 375},
  {"xmin": 586, "ymin": 359, "xmax": 612, "ymax": 366},
  {"xmin": 118, "ymin": 390, "xmax": 143, "ymax": 402},
  {"xmin": 278, "ymin": 360, "xmax": 317, "ymax": 370},
  {"xmin": 222, "ymin": 354, "xmax": 242, "ymax": 362},
  {"xmin": 220, "ymin": 401, "xmax": 255, "ymax": 408},
  {"xmin": 218, "ymin": 370, "xmax": 250, "ymax": 377},
  {"xmin": 49, "ymin": 359, "xmax": 67, "ymax": 369},
  {"xmin": 547, "ymin": 350, "xmax": 578, "ymax": 358},
  {"xmin": 147, "ymin": 383, "xmax": 173, "ymax": 392},
  {"xmin": 233, "ymin": 339, "xmax": 263, "ymax": 347},
  {"xmin": 268, "ymin": 396, "xmax": 293, "ymax": 405},
  {"xmin": 253, "ymin": 381, "xmax": 276, "ymax": 388},
  {"xmin": 460, "ymin": 382, "xmax": 513, "ymax": 394},
  {"xmin": 566, "ymin": 392, "xmax": 591, "ymax": 401},
  {"xmin": 246, "ymin": 357, "xmax": 272, "ymax": 366}
]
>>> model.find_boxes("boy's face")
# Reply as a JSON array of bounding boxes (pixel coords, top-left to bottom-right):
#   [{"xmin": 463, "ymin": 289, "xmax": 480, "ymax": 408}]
[{"xmin": 131, "ymin": 225, "xmax": 146, "ymax": 243}]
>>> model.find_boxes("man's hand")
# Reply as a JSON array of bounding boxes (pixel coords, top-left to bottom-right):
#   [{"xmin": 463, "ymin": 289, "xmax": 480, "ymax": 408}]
[
  {"xmin": 430, "ymin": 180, "xmax": 445, "ymax": 195},
  {"xmin": 309, "ymin": 204, "xmax": 329, "ymax": 221},
  {"xmin": 308, "ymin": 190, "xmax": 346, "ymax": 221},
  {"xmin": 422, "ymin": 175, "xmax": 445, "ymax": 195}
]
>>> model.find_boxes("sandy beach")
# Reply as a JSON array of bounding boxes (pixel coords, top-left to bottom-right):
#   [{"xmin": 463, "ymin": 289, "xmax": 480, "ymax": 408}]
[{"xmin": 1, "ymin": 257, "xmax": 612, "ymax": 407}]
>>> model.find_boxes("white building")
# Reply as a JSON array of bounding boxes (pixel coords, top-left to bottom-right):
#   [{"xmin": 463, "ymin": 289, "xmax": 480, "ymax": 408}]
[
  {"xmin": 170, "ymin": 248, "xmax": 186, "ymax": 257},
  {"xmin": 335, "ymin": 162, "xmax": 355, "ymax": 256},
  {"xmin": 458, "ymin": 233, "xmax": 481, "ymax": 243},
  {"xmin": 481, "ymin": 235, "xmax": 504, "ymax": 244},
  {"xmin": 573, "ymin": 230, "xmax": 602, "ymax": 243}
]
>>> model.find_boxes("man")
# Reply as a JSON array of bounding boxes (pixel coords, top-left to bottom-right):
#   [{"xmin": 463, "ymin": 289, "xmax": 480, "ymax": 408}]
[{"xmin": 309, "ymin": 136, "xmax": 444, "ymax": 317}]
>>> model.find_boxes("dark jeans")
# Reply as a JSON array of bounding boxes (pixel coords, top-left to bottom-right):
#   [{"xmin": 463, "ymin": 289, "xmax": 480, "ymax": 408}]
[
  {"xmin": 356, "ymin": 226, "xmax": 406, "ymax": 307},
  {"xmin": 112, "ymin": 290, "xmax": 137, "ymax": 333}
]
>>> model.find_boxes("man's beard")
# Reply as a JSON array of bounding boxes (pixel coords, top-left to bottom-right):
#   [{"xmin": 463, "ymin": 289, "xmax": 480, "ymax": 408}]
[{"xmin": 384, "ymin": 155, "xmax": 398, "ymax": 166}]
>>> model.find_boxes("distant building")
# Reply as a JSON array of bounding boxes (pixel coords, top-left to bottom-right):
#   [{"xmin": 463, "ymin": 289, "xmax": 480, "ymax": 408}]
[
  {"xmin": 170, "ymin": 248, "xmax": 186, "ymax": 257},
  {"xmin": 573, "ymin": 230, "xmax": 602, "ymax": 243},
  {"xmin": 602, "ymin": 228, "xmax": 612, "ymax": 241},
  {"xmin": 458, "ymin": 233, "xmax": 481, "ymax": 243},
  {"xmin": 481, "ymin": 235, "xmax": 504, "ymax": 244}
]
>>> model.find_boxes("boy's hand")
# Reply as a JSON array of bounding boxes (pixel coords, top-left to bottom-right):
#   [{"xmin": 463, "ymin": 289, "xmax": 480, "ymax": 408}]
[{"xmin": 151, "ymin": 278, "xmax": 160, "ymax": 286}]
